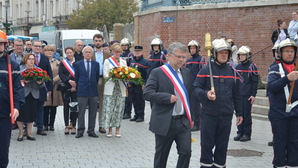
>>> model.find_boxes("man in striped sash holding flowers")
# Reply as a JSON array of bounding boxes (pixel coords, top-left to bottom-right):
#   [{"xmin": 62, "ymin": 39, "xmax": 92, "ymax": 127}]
[{"xmin": 144, "ymin": 42, "xmax": 192, "ymax": 168}]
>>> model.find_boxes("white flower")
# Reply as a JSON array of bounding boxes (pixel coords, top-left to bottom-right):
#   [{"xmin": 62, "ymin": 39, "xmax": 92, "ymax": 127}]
[
  {"xmin": 130, "ymin": 73, "xmax": 136, "ymax": 78},
  {"xmin": 119, "ymin": 72, "xmax": 123, "ymax": 75}
]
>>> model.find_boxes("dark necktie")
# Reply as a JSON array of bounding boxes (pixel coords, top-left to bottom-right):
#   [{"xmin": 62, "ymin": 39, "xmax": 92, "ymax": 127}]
[
  {"xmin": 35, "ymin": 55, "xmax": 39, "ymax": 66},
  {"xmin": 87, "ymin": 61, "xmax": 90, "ymax": 79}
]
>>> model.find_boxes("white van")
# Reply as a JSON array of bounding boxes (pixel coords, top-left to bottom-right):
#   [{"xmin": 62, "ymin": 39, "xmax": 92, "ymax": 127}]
[{"xmin": 55, "ymin": 29, "xmax": 102, "ymax": 58}]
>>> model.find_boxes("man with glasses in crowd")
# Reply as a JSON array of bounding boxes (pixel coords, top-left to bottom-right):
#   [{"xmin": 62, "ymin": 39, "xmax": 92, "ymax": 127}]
[
  {"xmin": 11, "ymin": 39, "xmax": 25, "ymax": 65},
  {"xmin": 32, "ymin": 40, "xmax": 53, "ymax": 136},
  {"xmin": 25, "ymin": 41, "xmax": 32, "ymax": 53}
]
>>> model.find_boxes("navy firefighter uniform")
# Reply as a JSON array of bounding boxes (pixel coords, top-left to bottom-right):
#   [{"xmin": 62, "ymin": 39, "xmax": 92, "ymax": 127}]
[
  {"xmin": 0, "ymin": 53, "xmax": 25, "ymax": 168},
  {"xmin": 194, "ymin": 39, "xmax": 243, "ymax": 168},
  {"xmin": 129, "ymin": 46, "xmax": 148, "ymax": 122},
  {"xmin": 234, "ymin": 46, "xmax": 258, "ymax": 142},
  {"xmin": 267, "ymin": 38, "xmax": 298, "ymax": 168},
  {"xmin": 185, "ymin": 41, "xmax": 206, "ymax": 131},
  {"xmin": 120, "ymin": 39, "xmax": 134, "ymax": 119}
]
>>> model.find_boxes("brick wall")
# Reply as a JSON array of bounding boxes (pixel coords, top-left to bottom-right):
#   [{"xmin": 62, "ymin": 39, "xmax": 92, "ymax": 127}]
[{"xmin": 134, "ymin": 2, "xmax": 298, "ymax": 81}]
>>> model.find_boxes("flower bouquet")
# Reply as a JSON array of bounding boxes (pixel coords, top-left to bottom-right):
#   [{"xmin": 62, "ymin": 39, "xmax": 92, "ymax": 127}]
[
  {"xmin": 106, "ymin": 67, "xmax": 144, "ymax": 85},
  {"xmin": 21, "ymin": 67, "xmax": 51, "ymax": 82}
]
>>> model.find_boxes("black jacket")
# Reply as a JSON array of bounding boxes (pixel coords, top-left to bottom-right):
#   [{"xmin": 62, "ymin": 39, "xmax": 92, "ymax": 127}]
[
  {"xmin": 271, "ymin": 29, "xmax": 289, "ymax": 44},
  {"xmin": 0, "ymin": 55, "xmax": 25, "ymax": 118}
]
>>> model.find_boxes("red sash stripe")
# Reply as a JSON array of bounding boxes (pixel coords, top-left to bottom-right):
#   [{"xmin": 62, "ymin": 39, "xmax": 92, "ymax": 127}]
[
  {"xmin": 197, "ymin": 74, "xmax": 240, "ymax": 79},
  {"xmin": 131, "ymin": 63, "xmax": 148, "ymax": 68}
]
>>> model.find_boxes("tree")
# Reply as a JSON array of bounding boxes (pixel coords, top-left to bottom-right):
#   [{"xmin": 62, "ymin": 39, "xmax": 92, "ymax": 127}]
[{"xmin": 66, "ymin": 0, "xmax": 138, "ymax": 31}]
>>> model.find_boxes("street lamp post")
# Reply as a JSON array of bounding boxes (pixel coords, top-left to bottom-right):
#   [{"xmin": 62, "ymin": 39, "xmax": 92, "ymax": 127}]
[{"xmin": 3, "ymin": 1, "xmax": 10, "ymax": 35}]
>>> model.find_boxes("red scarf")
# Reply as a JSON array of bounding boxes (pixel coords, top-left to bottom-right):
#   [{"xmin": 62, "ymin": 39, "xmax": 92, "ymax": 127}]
[{"xmin": 282, "ymin": 63, "xmax": 295, "ymax": 74}]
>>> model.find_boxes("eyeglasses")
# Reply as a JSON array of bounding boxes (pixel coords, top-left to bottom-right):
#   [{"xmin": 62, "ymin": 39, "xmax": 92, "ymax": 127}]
[
  {"xmin": 28, "ymin": 58, "xmax": 35, "ymax": 61},
  {"xmin": 15, "ymin": 45, "xmax": 24, "ymax": 47},
  {"xmin": 33, "ymin": 45, "xmax": 42, "ymax": 48},
  {"xmin": 282, "ymin": 50, "xmax": 295, "ymax": 53},
  {"xmin": 172, "ymin": 53, "xmax": 187, "ymax": 60},
  {"xmin": 26, "ymin": 44, "xmax": 32, "ymax": 45},
  {"xmin": 77, "ymin": 45, "xmax": 83, "ymax": 46}
]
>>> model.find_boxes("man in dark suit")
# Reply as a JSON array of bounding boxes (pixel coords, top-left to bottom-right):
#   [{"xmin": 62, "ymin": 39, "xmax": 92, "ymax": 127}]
[
  {"xmin": 144, "ymin": 42, "xmax": 192, "ymax": 168},
  {"xmin": 75, "ymin": 46, "xmax": 100, "ymax": 138},
  {"xmin": 32, "ymin": 40, "xmax": 53, "ymax": 136}
]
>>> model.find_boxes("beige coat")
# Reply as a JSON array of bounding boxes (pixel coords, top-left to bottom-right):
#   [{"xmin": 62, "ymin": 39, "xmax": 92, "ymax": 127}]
[
  {"xmin": 44, "ymin": 59, "xmax": 63, "ymax": 106},
  {"xmin": 103, "ymin": 57, "xmax": 127, "ymax": 97}
]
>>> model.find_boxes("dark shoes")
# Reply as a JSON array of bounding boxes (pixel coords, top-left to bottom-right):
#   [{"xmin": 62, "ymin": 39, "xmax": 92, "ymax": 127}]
[
  {"xmin": 88, "ymin": 132, "xmax": 99, "ymax": 138},
  {"xmin": 75, "ymin": 133, "xmax": 83, "ymax": 138},
  {"xmin": 98, "ymin": 127, "xmax": 106, "ymax": 134},
  {"xmin": 44, "ymin": 126, "xmax": 48, "ymax": 131},
  {"xmin": 130, "ymin": 118, "xmax": 144, "ymax": 122},
  {"xmin": 130, "ymin": 118, "xmax": 137, "ymax": 121},
  {"xmin": 17, "ymin": 136, "xmax": 23, "ymax": 141},
  {"xmin": 123, "ymin": 114, "xmax": 131, "ymax": 119},
  {"xmin": 268, "ymin": 141, "xmax": 274, "ymax": 146},
  {"xmin": 234, "ymin": 134, "xmax": 242, "ymax": 141},
  {"xmin": 191, "ymin": 126, "xmax": 200, "ymax": 132},
  {"xmin": 27, "ymin": 136, "xmax": 36, "ymax": 141},
  {"xmin": 234, "ymin": 134, "xmax": 251, "ymax": 142},
  {"xmin": 136, "ymin": 118, "xmax": 144, "ymax": 122},
  {"xmin": 37, "ymin": 130, "xmax": 47, "ymax": 136},
  {"xmin": 240, "ymin": 134, "xmax": 251, "ymax": 142},
  {"xmin": 49, "ymin": 126, "xmax": 54, "ymax": 131}
]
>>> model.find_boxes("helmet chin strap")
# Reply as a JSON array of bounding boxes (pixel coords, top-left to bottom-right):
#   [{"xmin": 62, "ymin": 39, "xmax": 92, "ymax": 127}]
[{"xmin": 240, "ymin": 59, "xmax": 249, "ymax": 64}]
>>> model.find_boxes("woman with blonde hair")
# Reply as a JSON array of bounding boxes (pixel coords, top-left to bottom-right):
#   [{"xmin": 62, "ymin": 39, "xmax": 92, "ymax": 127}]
[
  {"xmin": 43, "ymin": 45, "xmax": 63, "ymax": 131},
  {"xmin": 101, "ymin": 43, "xmax": 127, "ymax": 137}
]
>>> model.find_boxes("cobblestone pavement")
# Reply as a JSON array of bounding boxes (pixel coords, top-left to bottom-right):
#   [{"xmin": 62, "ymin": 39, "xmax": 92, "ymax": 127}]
[{"xmin": 9, "ymin": 102, "xmax": 274, "ymax": 168}]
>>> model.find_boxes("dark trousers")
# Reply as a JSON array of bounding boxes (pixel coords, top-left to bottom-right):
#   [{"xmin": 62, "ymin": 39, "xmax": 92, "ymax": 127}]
[
  {"xmin": 271, "ymin": 117, "xmax": 298, "ymax": 167},
  {"xmin": 36, "ymin": 100, "xmax": 45, "ymax": 131},
  {"xmin": 200, "ymin": 114, "xmax": 233, "ymax": 168},
  {"xmin": 154, "ymin": 117, "xmax": 191, "ymax": 168},
  {"xmin": 237, "ymin": 96, "xmax": 252, "ymax": 136},
  {"xmin": 129, "ymin": 85, "xmax": 145, "ymax": 119},
  {"xmin": 0, "ymin": 117, "xmax": 12, "ymax": 168},
  {"xmin": 77, "ymin": 96, "xmax": 98, "ymax": 134},
  {"xmin": 123, "ymin": 96, "xmax": 132, "ymax": 116},
  {"xmin": 62, "ymin": 90, "xmax": 78, "ymax": 127},
  {"xmin": 43, "ymin": 106, "xmax": 57, "ymax": 127},
  {"xmin": 190, "ymin": 87, "xmax": 201, "ymax": 127}
]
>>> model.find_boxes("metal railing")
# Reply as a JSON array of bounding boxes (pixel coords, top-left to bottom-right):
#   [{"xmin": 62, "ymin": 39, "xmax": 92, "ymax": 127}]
[{"xmin": 175, "ymin": 0, "xmax": 255, "ymax": 5}]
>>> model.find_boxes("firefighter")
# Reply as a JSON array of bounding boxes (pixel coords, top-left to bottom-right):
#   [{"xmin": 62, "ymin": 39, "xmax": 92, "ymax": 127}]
[
  {"xmin": 267, "ymin": 38, "xmax": 298, "ymax": 168},
  {"xmin": 185, "ymin": 40, "xmax": 206, "ymax": 131},
  {"xmin": 233, "ymin": 46, "xmax": 258, "ymax": 142},
  {"xmin": 129, "ymin": 46, "xmax": 148, "ymax": 122},
  {"xmin": 194, "ymin": 39, "xmax": 243, "ymax": 168},
  {"xmin": 0, "ymin": 30, "xmax": 24, "ymax": 168},
  {"xmin": 147, "ymin": 38, "xmax": 167, "ymax": 79},
  {"xmin": 120, "ymin": 38, "xmax": 134, "ymax": 119},
  {"xmin": 120, "ymin": 38, "xmax": 134, "ymax": 66}
]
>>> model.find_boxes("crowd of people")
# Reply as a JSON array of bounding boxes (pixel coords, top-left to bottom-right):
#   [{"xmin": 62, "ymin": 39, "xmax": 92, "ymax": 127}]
[{"xmin": 0, "ymin": 9, "xmax": 298, "ymax": 168}]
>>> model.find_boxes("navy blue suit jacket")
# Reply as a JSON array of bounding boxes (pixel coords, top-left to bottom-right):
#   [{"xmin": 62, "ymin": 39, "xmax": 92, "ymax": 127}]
[
  {"xmin": 35, "ymin": 53, "xmax": 53, "ymax": 101},
  {"xmin": 75, "ymin": 59, "xmax": 100, "ymax": 97}
]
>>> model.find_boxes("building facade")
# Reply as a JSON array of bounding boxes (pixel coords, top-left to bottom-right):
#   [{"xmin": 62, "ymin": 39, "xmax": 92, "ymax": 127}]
[
  {"xmin": 0, "ymin": 0, "xmax": 85, "ymax": 36},
  {"xmin": 134, "ymin": 0, "xmax": 298, "ymax": 81}
]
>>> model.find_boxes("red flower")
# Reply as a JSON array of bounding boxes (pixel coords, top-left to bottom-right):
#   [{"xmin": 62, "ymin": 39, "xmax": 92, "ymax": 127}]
[
  {"xmin": 39, "ymin": 73, "xmax": 43, "ymax": 76},
  {"xmin": 29, "ymin": 73, "xmax": 34, "ymax": 77}
]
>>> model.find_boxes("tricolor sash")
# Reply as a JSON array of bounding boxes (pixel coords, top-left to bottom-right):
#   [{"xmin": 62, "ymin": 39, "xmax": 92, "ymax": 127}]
[
  {"xmin": 278, "ymin": 63, "xmax": 298, "ymax": 112},
  {"xmin": 107, "ymin": 56, "xmax": 127, "ymax": 87},
  {"xmin": 61, "ymin": 59, "xmax": 75, "ymax": 78},
  {"xmin": 108, "ymin": 56, "xmax": 120, "ymax": 67},
  {"xmin": 160, "ymin": 63, "xmax": 192, "ymax": 127}
]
